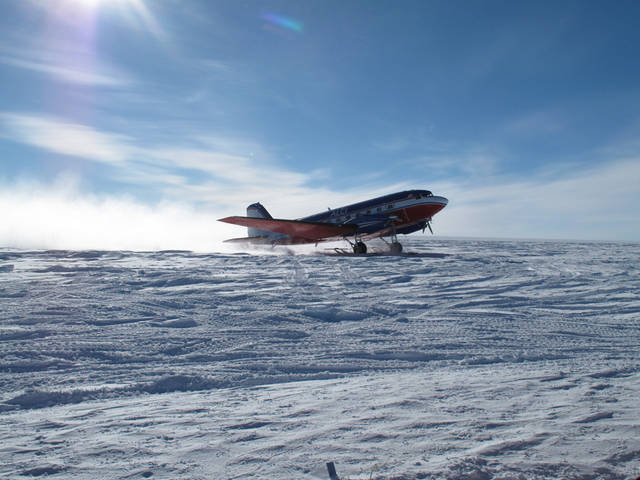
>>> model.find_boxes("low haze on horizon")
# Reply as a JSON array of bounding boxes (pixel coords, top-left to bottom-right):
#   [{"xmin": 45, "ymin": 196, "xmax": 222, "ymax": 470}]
[{"xmin": 1, "ymin": 0, "xmax": 639, "ymax": 249}]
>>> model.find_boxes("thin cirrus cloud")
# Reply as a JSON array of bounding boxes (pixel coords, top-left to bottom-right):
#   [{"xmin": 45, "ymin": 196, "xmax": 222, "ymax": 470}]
[
  {"xmin": 0, "ymin": 54, "xmax": 132, "ymax": 87},
  {"xmin": 0, "ymin": 112, "xmax": 330, "ymax": 212},
  {"xmin": 431, "ymin": 156, "xmax": 640, "ymax": 240},
  {"xmin": 3, "ymin": 112, "xmax": 638, "ymax": 244},
  {"xmin": 0, "ymin": 111, "xmax": 401, "ymax": 250},
  {"xmin": 1, "ymin": 113, "xmax": 131, "ymax": 165},
  {"xmin": 144, "ymin": 146, "xmax": 309, "ymax": 188},
  {"xmin": 0, "ymin": 111, "xmax": 415, "ymax": 250},
  {"xmin": 0, "ymin": 37, "xmax": 134, "ymax": 87}
]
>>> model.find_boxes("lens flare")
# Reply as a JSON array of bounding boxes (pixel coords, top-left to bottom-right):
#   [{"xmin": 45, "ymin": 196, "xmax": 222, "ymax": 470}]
[{"xmin": 262, "ymin": 12, "xmax": 303, "ymax": 33}]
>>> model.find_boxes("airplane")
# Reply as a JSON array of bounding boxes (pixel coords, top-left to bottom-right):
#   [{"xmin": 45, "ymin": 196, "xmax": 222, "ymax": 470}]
[{"xmin": 218, "ymin": 189, "xmax": 448, "ymax": 254}]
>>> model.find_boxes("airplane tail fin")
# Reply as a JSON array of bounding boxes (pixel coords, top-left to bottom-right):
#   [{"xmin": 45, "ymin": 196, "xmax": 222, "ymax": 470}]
[{"xmin": 246, "ymin": 202, "xmax": 273, "ymax": 237}]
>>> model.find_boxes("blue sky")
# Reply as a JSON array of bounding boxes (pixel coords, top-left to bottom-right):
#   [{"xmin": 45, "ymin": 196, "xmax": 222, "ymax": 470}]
[{"xmin": 1, "ymin": 0, "xmax": 639, "ymax": 248}]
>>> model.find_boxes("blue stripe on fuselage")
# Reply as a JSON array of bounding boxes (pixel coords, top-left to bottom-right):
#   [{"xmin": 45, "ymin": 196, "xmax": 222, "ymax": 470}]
[{"xmin": 300, "ymin": 189, "xmax": 431, "ymax": 223}]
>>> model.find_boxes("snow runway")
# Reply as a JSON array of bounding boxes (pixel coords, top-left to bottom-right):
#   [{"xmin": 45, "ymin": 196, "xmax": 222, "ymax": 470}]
[{"xmin": 1, "ymin": 239, "xmax": 639, "ymax": 478}]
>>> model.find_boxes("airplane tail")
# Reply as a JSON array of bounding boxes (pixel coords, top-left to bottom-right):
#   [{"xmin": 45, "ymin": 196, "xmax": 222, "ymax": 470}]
[{"xmin": 246, "ymin": 202, "xmax": 273, "ymax": 237}]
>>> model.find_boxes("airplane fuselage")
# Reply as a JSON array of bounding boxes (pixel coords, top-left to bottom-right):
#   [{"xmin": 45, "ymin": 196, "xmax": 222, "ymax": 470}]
[
  {"xmin": 219, "ymin": 189, "xmax": 448, "ymax": 251},
  {"xmin": 302, "ymin": 189, "xmax": 448, "ymax": 237}
]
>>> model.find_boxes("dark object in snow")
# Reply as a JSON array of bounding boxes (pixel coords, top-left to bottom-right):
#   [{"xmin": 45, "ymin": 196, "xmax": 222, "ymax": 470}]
[{"xmin": 326, "ymin": 461, "xmax": 340, "ymax": 480}]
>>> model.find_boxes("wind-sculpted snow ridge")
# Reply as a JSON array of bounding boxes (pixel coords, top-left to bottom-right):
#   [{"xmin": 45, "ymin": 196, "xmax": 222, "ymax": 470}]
[{"xmin": 1, "ymin": 238, "xmax": 639, "ymax": 479}]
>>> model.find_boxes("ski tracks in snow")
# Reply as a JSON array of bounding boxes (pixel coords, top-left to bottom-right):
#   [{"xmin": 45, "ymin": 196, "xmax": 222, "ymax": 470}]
[{"xmin": 0, "ymin": 239, "xmax": 639, "ymax": 478}]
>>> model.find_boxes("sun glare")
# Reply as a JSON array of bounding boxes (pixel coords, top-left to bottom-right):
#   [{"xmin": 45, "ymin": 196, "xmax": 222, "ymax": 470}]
[
  {"xmin": 61, "ymin": 0, "xmax": 164, "ymax": 41},
  {"xmin": 72, "ymin": 0, "xmax": 105, "ymax": 8},
  {"xmin": 68, "ymin": 0, "xmax": 139, "ymax": 10}
]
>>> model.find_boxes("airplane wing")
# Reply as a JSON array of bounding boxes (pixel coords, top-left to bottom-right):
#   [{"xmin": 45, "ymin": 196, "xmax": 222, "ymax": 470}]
[{"xmin": 218, "ymin": 216, "xmax": 357, "ymax": 240}]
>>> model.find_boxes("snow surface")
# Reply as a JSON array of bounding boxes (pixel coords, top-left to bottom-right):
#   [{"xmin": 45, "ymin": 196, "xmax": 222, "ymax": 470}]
[{"xmin": 1, "ymin": 238, "xmax": 639, "ymax": 479}]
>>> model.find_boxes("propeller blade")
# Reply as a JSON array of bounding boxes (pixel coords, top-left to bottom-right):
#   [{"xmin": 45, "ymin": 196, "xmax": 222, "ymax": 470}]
[{"xmin": 427, "ymin": 222, "xmax": 434, "ymax": 234}]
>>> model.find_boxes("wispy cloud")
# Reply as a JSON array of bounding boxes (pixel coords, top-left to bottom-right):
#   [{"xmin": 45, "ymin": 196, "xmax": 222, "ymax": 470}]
[
  {"xmin": 0, "ymin": 38, "xmax": 133, "ymax": 87},
  {"xmin": 3, "ymin": 111, "xmax": 637, "ymax": 245},
  {"xmin": 373, "ymin": 133, "xmax": 501, "ymax": 181},
  {"xmin": 0, "ymin": 112, "xmax": 389, "ymax": 217},
  {"xmin": 414, "ymin": 151, "xmax": 501, "ymax": 179},
  {"xmin": 503, "ymin": 109, "xmax": 567, "ymax": 136},
  {"xmin": 0, "ymin": 54, "xmax": 132, "ymax": 87},
  {"xmin": 1, "ymin": 113, "xmax": 131, "ymax": 164},
  {"xmin": 432, "ymin": 157, "xmax": 640, "ymax": 240}
]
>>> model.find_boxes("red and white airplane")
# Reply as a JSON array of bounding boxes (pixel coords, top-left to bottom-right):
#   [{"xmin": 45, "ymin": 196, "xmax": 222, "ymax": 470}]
[{"xmin": 219, "ymin": 189, "xmax": 448, "ymax": 253}]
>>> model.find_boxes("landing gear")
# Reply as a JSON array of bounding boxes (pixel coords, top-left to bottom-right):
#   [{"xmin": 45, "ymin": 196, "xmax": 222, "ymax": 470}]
[
  {"xmin": 353, "ymin": 241, "xmax": 367, "ymax": 254},
  {"xmin": 382, "ymin": 224, "xmax": 403, "ymax": 254},
  {"xmin": 389, "ymin": 241, "xmax": 403, "ymax": 254},
  {"xmin": 382, "ymin": 238, "xmax": 403, "ymax": 254},
  {"xmin": 344, "ymin": 236, "xmax": 368, "ymax": 254}
]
